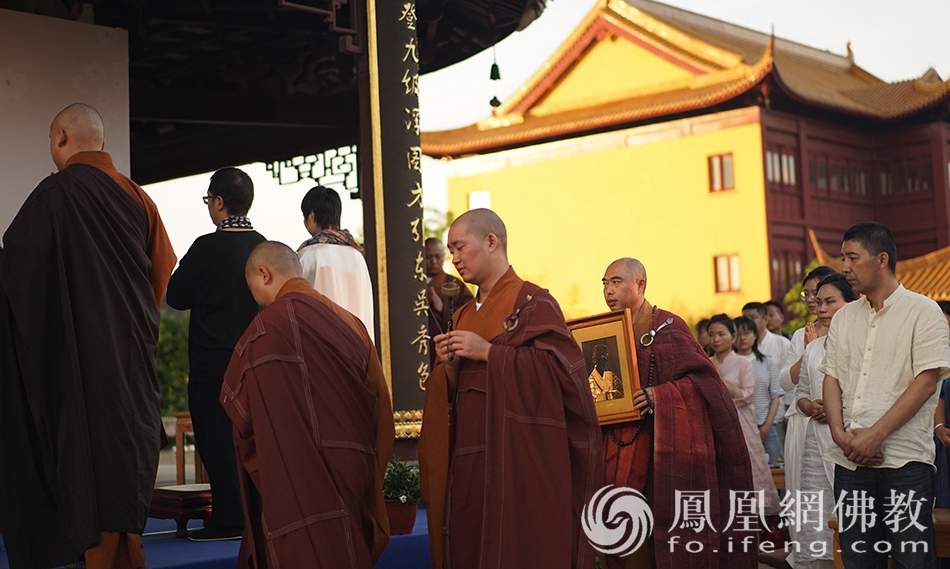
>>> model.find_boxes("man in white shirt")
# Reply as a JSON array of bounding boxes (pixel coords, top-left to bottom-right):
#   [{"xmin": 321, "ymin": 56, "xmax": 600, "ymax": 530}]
[
  {"xmin": 744, "ymin": 301, "xmax": 791, "ymax": 443},
  {"xmin": 822, "ymin": 221, "xmax": 950, "ymax": 568},
  {"xmin": 297, "ymin": 186, "xmax": 375, "ymax": 340}
]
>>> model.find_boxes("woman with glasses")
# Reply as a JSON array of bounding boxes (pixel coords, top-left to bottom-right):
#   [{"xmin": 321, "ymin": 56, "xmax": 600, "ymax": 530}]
[
  {"xmin": 781, "ymin": 266, "xmax": 837, "ymax": 392},
  {"xmin": 778, "ymin": 265, "xmax": 835, "ymax": 557},
  {"xmin": 793, "ymin": 273, "xmax": 857, "ymax": 568}
]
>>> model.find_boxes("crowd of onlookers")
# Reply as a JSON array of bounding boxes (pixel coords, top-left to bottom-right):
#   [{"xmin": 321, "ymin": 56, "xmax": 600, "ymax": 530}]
[{"xmin": 691, "ymin": 266, "xmax": 950, "ymax": 568}]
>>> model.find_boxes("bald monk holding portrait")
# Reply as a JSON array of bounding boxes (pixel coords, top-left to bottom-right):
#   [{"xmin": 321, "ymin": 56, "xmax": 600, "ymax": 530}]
[
  {"xmin": 600, "ymin": 258, "xmax": 754, "ymax": 569},
  {"xmin": 221, "ymin": 241, "xmax": 394, "ymax": 568},
  {"xmin": 418, "ymin": 209, "xmax": 603, "ymax": 569},
  {"xmin": 0, "ymin": 103, "xmax": 176, "ymax": 569}
]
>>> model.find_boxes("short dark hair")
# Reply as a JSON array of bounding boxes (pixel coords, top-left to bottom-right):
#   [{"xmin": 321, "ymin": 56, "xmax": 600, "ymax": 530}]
[
  {"xmin": 764, "ymin": 300, "xmax": 784, "ymax": 312},
  {"xmin": 709, "ymin": 313, "xmax": 736, "ymax": 335},
  {"xmin": 816, "ymin": 273, "xmax": 858, "ymax": 303},
  {"xmin": 696, "ymin": 318, "xmax": 710, "ymax": 332},
  {"xmin": 209, "ymin": 167, "xmax": 254, "ymax": 216},
  {"xmin": 301, "ymin": 186, "xmax": 342, "ymax": 229},
  {"xmin": 843, "ymin": 221, "xmax": 897, "ymax": 273},
  {"xmin": 938, "ymin": 300, "xmax": 950, "ymax": 318},
  {"xmin": 741, "ymin": 302, "xmax": 767, "ymax": 318},
  {"xmin": 803, "ymin": 265, "xmax": 836, "ymax": 287}
]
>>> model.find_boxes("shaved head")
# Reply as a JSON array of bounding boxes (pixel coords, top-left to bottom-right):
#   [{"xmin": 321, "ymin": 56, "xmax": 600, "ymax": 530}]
[
  {"xmin": 51, "ymin": 103, "xmax": 104, "ymax": 147},
  {"xmin": 602, "ymin": 257, "xmax": 647, "ymax": 312},
  {"xmin": 445, "ymin": 208, "xmax": 510, "ymax": 292},
  {"xmin": 453, "ymin": 208, "xmax": 507, "ymax": 251},
  {"xmin": 49, "ymin": 103, "xmax": 106, "ymax": 171},
  {"xmin": 245, "ymin": 241, "xmax": 303, "ymax": 306},
  {"xmin": 609, "ymin": 258, "xmax": 646, "ymax": 283},
  {"xmin": 246, "ymin": 241, "xmax": 302, "ymax": 279},
  {"xmin": 425, "ymin": 237, "xmax": 446, "ymax": 277}
]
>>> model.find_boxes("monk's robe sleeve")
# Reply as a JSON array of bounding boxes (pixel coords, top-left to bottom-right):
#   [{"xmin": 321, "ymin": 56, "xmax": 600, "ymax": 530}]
[
  {"xmin": 220, "ymin": 352, "xmax": 256, "ymax": 464},
  {"xmin": 116, "ymin": 177, "xmax": 176, "ymax": 307},
  {"xmin": 142, "ymin": 197, "xmax": 176, "ymax": 307},
  {"xmin": 648, "ymin": 316, "xmax": 756, "ymax": 569},
  {"xmin": 478, "ymin": 290, "xmax": 603, "ymax": 569},
  {"xmin": 110, "ymin": 177, "xmax": 176, "ymax": 308}
]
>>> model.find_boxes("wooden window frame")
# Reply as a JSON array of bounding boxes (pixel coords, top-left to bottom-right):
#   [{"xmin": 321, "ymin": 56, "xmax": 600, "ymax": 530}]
[
  {"xmin": 714, "ymin": 254, "xmax": 741, "ymax": 293},
  {"xmin": 709, "ymin": 153, "xmax": 735, "ymax": 192}
]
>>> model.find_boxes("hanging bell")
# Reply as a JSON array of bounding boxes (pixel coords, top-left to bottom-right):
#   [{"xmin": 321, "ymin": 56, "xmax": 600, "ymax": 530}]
[
  {"xmin": 490, "ymin": 96, "xmax": 501, "ymax": 108},
  {"xmin": 490, "ymin": 62, "xmax": 501, "ymax": 81}
]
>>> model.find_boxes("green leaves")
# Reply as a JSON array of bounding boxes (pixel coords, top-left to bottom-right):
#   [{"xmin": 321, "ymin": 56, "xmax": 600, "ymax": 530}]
[
  {"xmin": 157, "ymin": 308, "xmax": 190, "ymax": 417},
  {"xmin": 383, "ymin": 457, "xmax": 421, "ymax": 502}
]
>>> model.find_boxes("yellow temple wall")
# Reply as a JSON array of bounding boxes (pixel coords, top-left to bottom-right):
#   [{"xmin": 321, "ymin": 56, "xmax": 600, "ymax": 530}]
[
  {"xmin": 532, "ymin": 32, "xmax": 695, "ymax": 117},
  {"xmin": 445, "ymin": 107, "xmax": 771, "ymax": 323}
]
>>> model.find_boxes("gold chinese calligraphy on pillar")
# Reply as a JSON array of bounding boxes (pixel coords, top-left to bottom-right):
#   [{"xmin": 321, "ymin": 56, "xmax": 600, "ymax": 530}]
[{"xmin": 364, "ymin": 0, "xmax": 428, "ymax": 437}]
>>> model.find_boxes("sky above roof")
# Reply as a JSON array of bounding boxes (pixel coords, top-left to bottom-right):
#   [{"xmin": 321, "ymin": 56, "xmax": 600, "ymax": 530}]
[
  {"xmin": 147, "ymin": 0, "xmax": 950, "ymax": 262},
  {"xmin": 419, "ymin": 0, "xmax": 950, "ymax": 133}
]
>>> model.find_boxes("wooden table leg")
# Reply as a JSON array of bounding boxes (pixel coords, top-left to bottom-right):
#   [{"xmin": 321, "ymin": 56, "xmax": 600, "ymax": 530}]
[
  {"xmin": 175, "ymin": 428, "xmax": 185, "ymax": 485},
  {"xmin": 175, "ymin": 516, "xmax": 189, "ymax": 539}
]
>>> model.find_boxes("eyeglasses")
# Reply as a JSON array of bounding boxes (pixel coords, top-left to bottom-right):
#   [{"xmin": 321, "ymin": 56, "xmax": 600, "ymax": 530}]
[
  {"xmin": 202, "ymin": 195, "xmax": 215, "ymax": 204},
  {"xmin": 800, "ymin": 290, "xmax": 817, "ymax": 301}
]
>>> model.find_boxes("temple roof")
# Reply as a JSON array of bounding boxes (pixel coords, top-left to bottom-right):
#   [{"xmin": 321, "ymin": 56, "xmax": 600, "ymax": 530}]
[
  {"xmin": 810, "ymin": 230, "xmax": 950, "ymax": 301},
  {"xmin": 423, "ymin": 0, "xmax": 950, "ymax": 158}
]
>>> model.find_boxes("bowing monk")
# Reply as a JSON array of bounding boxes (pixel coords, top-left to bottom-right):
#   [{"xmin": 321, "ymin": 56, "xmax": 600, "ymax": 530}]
[
  {"xmin": 419, "ymin": 209, "xmax": 602, "ymax": 569},
  {"xmin": 600, "ymin": 258, "xmax": 755, "ymax": 569},
  {"xmin": 0, "ymin": 103, "xmax": 176, "ymax": 569},
  {"xmin": 221, "ymin": 241, "xmax": 394, "ymax": 568}
]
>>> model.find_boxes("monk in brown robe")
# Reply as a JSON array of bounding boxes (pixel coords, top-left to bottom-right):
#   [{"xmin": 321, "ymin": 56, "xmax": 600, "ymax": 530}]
[
  {"xmin": 419, "ymin": 209, "xmax": 603, "ymax": 569},
  {"xmin": 425, "ymin": 237, "xmax": 474, "ymax": 362},
  {"xmin": 0, "ymin": 103, "xmax": 176, "ymax": 569},
  {"xmin": 601, "ymin": 258, "xmax": 756, "ymax": 569},
  {"xmin": 222, "ymin": 241, "xmax": 394, "ymax": 568}
]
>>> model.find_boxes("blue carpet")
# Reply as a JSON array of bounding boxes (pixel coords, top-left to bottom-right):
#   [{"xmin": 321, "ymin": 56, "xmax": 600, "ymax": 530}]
[
  {"xmin": 376, "ymin": 506, "xmax": 432, "ymax": 569},
  {"xmin": 0, "ymin": 508, "xmax": 431, "ymax": 569}
]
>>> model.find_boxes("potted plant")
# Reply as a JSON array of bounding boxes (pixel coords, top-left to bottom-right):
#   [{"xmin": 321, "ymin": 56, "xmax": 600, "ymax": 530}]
[{"xmin": 383, "ymin": 457, "xmax": 422, "ymax": 535}]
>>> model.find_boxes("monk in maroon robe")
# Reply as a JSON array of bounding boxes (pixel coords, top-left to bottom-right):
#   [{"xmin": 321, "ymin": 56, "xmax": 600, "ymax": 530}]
[
  {"xmin": 425, "ymin": 237, "xmax": 473, "ymax": 340},
  {"xmin": 425, "ymin": 237, "xmax": 474, "ymax": 362},
  {"xmin": 0, "ymin": 103, "xmax": 175, "ymax": 569},
  {"xmin": 221, "ymin": 241, "xmax": 394, "ymax": 568},
  {"xmin": 601, "ymin": 258, "xmax": 756, "ymax": 569},
  {"xmin": 419, "ymin": 209, "xmax": 603, "ymax": 569}
]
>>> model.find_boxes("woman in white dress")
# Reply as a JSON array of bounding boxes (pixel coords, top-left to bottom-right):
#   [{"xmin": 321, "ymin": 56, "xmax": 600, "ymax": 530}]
[
  {"xmin": 794, "ymin": 273, "xmax": 857, "ymax": 568},
  {"xmin": 780, "ymin": 266, "xmax": 836, "ymax": 566}
]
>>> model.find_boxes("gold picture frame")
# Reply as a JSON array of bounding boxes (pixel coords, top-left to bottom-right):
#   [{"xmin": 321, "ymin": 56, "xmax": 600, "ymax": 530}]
[{"xmin": 567, "ymin": 309, "xmax": 641, "ymax": 425}]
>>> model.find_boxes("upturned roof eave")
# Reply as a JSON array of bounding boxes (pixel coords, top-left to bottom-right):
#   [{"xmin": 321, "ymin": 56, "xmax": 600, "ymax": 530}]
[
  {"xmin": 422, "ymin": 54, "xmax": 773, "ymax": 158},
  {"xmin": 770, "ymin": 65, "xmax": 950, "ymax": 122}
]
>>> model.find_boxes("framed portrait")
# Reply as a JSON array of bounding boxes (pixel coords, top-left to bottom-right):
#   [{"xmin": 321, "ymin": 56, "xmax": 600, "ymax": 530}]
[{"xmin": 567, "ymin": 309, "xmax": 641, "ymax": 425}]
